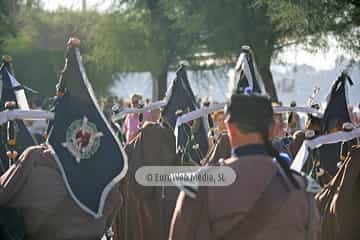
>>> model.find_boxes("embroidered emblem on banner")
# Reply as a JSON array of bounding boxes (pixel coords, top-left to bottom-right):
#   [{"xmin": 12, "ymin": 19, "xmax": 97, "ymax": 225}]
[{"xmin": 62, "ymin": 116, "xmax": 103, "ymax": 163}]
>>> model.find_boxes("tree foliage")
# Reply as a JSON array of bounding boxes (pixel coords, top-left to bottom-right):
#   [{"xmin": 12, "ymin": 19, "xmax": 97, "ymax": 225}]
[
  {"xmin": 1, "ymin": 8, "xmax": 108, "ymax": 103},
  {"xmin": 161, "ymin": 0, "xmax": 279, "ymax": 99},
  {"xmin": 0, "ymin": 0, "xmax": 20, "ymax": 50},
  {"xmin": 259, "ymin": 0, "xmax": 360, "ymax": 53},
  {"xmin": 0, "ymin": 1, "xmax": 359, "ymax": 103},
  {"xmin": 101, "ymin": 0, "xmax": 279, "ymax": 100}
]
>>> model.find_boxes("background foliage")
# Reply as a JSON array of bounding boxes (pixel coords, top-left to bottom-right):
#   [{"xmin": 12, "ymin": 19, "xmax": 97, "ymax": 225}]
[{"xmin": 0, "ymin": 0, "xmax": 358, "ymax": 102}]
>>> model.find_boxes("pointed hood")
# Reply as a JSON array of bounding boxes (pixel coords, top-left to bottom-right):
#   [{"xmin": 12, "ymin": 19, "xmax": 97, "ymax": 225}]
[
  {"xmin": 0, "ymin": 56, "xmax": 36, "ymax": 172},
  {"xmin": 162, "ymin": 65, "xmax": 209, "ymax": 164},
  {"xmin": 47, "ymin": 39, "xmax": 127, "ymax": 218},
  {"xmin": 230, "ymin": 46, "xmax": 266, "ymax": 95},
  {"xmin": 321, "ymin": 72, "xmax": 353, "ymax": 133}
]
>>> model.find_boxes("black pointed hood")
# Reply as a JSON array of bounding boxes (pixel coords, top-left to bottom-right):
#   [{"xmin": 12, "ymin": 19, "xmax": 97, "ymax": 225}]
[
  {"xmin": 321, "ymin": 72, "xmax": 353, "ymax": 133},
  {"xmin": 232, "ymin": 46, "xmax": 266, "ymax": 95},
  {"xmin": 47, "ymin": 39, "xmax": 127, "ymax": 218},
  {"xmin": 0, "ymin": 56, "xmax": 36, "ymax": 172},
  {"xmin": 162, "ymin": 66, "xmax": 209, "ymax": 164}
]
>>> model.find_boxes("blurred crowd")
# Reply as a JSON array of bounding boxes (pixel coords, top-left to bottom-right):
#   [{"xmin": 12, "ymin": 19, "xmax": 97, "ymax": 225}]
[
  {"xmin": 108, "ymin": 94, "xmax": 360, "ymax": 145},
  {"xmin": 23, "ymin": 93, "xmax": 360, "ymax": 145}
]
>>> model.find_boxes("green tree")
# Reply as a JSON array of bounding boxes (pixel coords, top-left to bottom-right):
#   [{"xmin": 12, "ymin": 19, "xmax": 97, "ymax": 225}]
[
  {"xmin": 3, "ymin": 9, "xmax": 102, "ymax": 100},
  {"xmin": 165, "ymin": 0, "xmax": 360, "ymax": 100},
  {"xmin": 6, "ymin": 0, "xmax": 358, "ymax": 103},
  {"xmin": 90, "ymin": 0, "xmax": 200, "ymax": 100},
  {"xmin": 259, "ymin": 0, "xmax": 360, "ymax": 53},
  {"xmin": 0, "ymin": 0, "xmax": 19, "ymax": 50},
  {"xmin": 163, "ymin": 0, "xmax": 279, "ymax": 100},
  {"xmin": 94, "ymin": 0, "xmax": 280, "ymax": 100}
]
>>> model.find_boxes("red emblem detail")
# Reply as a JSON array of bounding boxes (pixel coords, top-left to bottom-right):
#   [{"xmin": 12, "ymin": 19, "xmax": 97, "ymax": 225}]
[{"xmin": 76, "ymin": 131, "xmax": 91, "ymax": 149}]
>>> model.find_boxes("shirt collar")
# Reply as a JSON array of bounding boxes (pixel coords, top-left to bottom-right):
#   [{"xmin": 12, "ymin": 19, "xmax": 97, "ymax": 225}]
[{"xmin": 231, "ymin": 144, "xmax": 268, "ymax": 158}]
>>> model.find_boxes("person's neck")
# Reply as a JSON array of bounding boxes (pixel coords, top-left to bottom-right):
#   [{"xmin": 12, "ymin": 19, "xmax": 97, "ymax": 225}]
[{"xmin": 229, "ymin": 133, "xmax": 265, "ymax": 149}]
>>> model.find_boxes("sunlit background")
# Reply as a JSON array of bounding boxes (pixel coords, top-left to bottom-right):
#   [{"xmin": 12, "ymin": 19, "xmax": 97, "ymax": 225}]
[{"xmin": 3, "ymin": 0, "xmax": 360, "ymax": 106}]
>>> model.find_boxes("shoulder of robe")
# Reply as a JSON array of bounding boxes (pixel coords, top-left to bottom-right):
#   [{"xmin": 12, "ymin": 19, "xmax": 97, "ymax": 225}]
[
  {"xmin": 175, "ymin": 165, "xmax": 216, "ymax": 199},
  {"xmin": 225, "ymin": 155, "xmax": 280, "ymax": 172},
  {"xmin": 19, "ymin": 145, "xmax": 45, "ymax": 162},
  {"xmin": 11, "ymin": 145, "xmax": 45, "ymax": 172},
  {"xmin": 179, "ymin": 155, "xmax": 251, "ymax": 198},
  {"xmin": 179, "ymin": 157, "xmax": 235, "ymax": 198},
  {"xmin": 290, "ymin": 170, "xmax": 322, "ymax": 194},
  {"xmin": 19, "ymin": 145, "xmax": 56, "ymax": 167}
]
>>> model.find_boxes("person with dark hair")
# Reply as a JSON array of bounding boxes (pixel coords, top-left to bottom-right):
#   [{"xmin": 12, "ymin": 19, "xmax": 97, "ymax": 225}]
[{"xmin": 169, "ymin": 93, "xmax": 319, "ymax": 240}]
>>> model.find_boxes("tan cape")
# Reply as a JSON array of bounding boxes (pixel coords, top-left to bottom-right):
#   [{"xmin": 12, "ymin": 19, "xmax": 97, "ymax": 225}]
[
  {"xmin": 112, "ymin": 123, "xmax": 179, "ymax": 240},
  {"xmin": 0, "ymin": 145, "xmax": 123, "ymax": 240},
  {"xmin": 315, "ymin": 145, "xmax": 360, "ymax": 240},
  {"xmin": 169, "ymin": 154, "xmax": 320, "ymax": 240}
]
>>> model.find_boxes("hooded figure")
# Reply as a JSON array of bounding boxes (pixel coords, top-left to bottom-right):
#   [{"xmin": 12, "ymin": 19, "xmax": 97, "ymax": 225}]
[
  {"xmin": 0, "ymin": 38, "xmax": 126, "ymax": 240},
  {"xmin": 162, "ymin": 65, "xmax": 209, "ymax": 164},
  {"xmin": 318, "ymin": 72, "xmax": 355, "ymax": 176},
  {"xmin": 229, "ymin": 46, "xmax": 266, "ymax": 95},
  {"xmin": 0, "ymin": 56, "xmax": 36, "ymax": 173},
  {"xmin": 169, "ymin": 93, "xmax": 320, "ymax": 240}
]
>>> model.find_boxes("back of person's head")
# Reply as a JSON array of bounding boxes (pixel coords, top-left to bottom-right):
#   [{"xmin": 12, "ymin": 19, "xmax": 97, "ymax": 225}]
[
  {"xmin": 225, "ymin": 93, "xmax": 299, "ymax": 188},
  {"xmin": 290, "ymin": 130, "xmax": 306, "ymax": 157},
  {"xmin": 225, "ymin": 93, "xmax": 274, "ymax": 135}
]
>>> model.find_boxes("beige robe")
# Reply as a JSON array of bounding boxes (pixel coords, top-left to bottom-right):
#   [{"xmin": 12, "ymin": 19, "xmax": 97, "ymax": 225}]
[
  {"xmin": 0, "ymin": 145, "xmax": 123, "ymax": 240},
  {"xmin": 112, "ymin": 123, "xmax": 180, "ymax": 240},
  {"xmin": 315, "ymin": 145, "xmax": 360, "ymax": 240},
  {"xmin": 169, "ymin": 154, "xmax": 320, "ymax": 240}
]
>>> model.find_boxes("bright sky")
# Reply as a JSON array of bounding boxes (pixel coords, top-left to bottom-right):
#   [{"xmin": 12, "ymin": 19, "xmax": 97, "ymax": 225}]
[
  {"xmin": 275, "ymin": 37, "xmax": 354, "ymax": 71},
  {"xmin": 42, "ymin": 0, "xmax": 355, "ymax": 71},
  {"xmin": 42, "ymin": 0, "xmax": 113, "ymax": 11}
]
